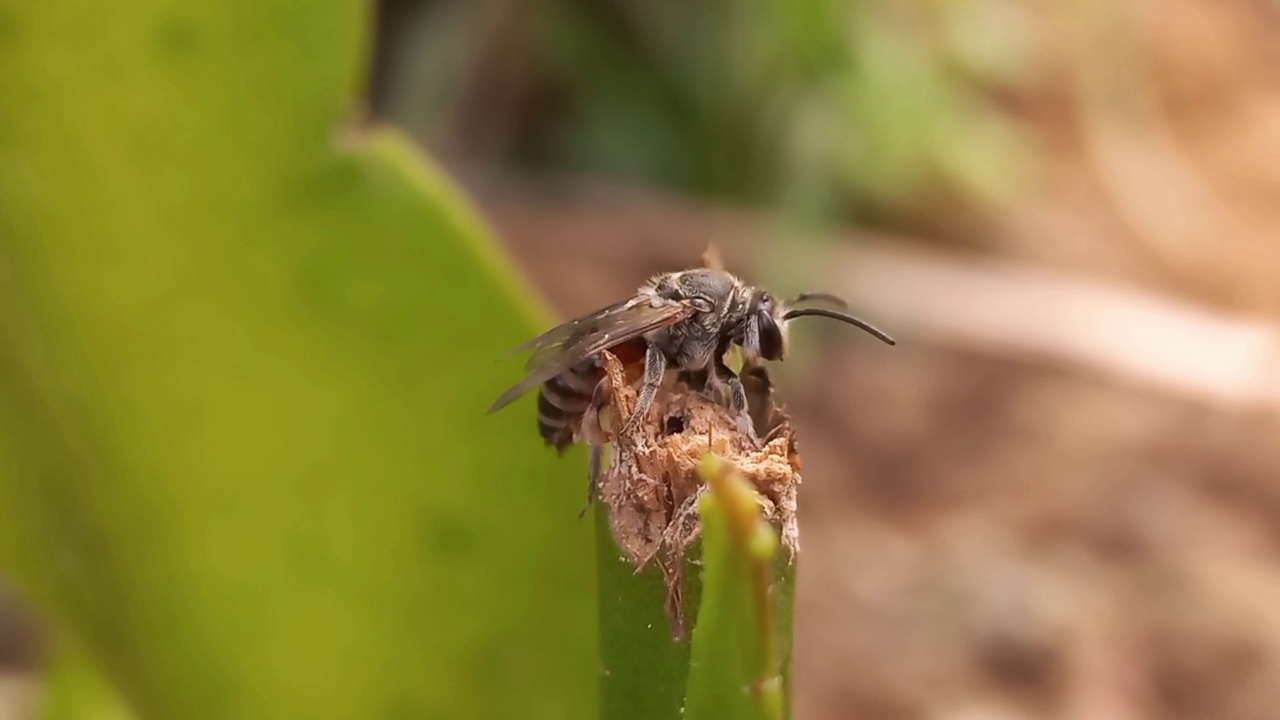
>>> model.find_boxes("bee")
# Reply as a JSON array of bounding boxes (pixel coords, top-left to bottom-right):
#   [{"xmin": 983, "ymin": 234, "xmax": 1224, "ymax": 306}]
[{"xmin": 487, "ymin": 251, "xmax": 895, "ymax": 506}]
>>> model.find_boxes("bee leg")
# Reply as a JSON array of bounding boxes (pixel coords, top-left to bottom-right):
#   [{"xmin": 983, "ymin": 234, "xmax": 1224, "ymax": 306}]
[
  {"xmin": 742, "ymin": 365, "xmax": 775, "ymax": 440},
  {"xmin": 621, "ymin": 344, "xmax": 668, "ymax": 436},
  {"xmin": 577, "ymin": 443, "xmax": 605, "ymax": 521},
  {"xmin": 712, "ymin": 356, "xmax": 757, "ymax": 439},
  {"xmin": 727, "ymin": 379, "xmax": 756, "ymax": 439},
  {"xmin": 581, "ymin": 376, "xmax": 611, "ymax": 447},
  {"xmin": 578, "ymin": 376, "xmax": 617, "ymax": 520}
]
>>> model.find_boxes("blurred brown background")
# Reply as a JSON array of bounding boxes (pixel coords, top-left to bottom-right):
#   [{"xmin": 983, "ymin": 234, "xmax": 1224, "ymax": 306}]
[
  {"xmin": 8, "ymin": 1, "xmax": 1280, "ymax": 718},
  {"xmin": 374, "ymin": 1, "xmax": 1280, "ymax": 718}
]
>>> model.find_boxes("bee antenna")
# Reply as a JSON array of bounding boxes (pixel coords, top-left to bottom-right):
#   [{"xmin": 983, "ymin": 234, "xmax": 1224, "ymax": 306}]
[
  {"xmin": 785, "ymin": 292, "xmax": 848, "ymax": 309},
  {"xmin": 781, "ymin": 308, "xmax": 896, "ymax": 346}
]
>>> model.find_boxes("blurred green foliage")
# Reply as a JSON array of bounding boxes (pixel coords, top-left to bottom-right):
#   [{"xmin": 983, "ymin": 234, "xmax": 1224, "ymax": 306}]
[
  {"xmin": 0, "ymin": 1, "xmax": 596, "ymax": 718},
  {"xmin": 546, "ymin": 0, "xmax": 1030, "ymax": 212},
  {"xmin": 379, "ymin": 0, "xmax": 1036, "ymax": 227}
]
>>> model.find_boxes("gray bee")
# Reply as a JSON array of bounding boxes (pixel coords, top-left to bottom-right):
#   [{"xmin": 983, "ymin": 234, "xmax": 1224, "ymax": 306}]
[{"xmin": 487, "ymin": 252, "xmax": 895, "ymax": 505}]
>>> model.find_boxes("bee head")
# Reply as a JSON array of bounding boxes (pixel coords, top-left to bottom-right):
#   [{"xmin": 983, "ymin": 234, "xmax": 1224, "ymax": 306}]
[{"xmin": 742, "ymin": 288, "xmax": 896, "ymax": 364}]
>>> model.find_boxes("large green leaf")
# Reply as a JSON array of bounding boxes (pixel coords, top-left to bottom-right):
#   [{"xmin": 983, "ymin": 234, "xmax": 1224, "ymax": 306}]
[{"xmin": 0, "ymin": 1, "xmax": 595, "ymax": 718}]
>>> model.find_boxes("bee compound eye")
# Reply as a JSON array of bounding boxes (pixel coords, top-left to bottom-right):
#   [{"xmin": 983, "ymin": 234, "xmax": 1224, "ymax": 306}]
[{"xmin": 759, "ymin": 314, "xmax": 784, "ymax": 360}]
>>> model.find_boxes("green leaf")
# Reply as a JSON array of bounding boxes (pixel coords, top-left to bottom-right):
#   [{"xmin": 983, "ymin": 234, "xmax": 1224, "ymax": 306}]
[
  {"xmin": 39, "ymin": 643, "xmax": 135, "ymax": 720},
  {"xmin": 685, "ymin": 455, "xmax": 794, "ymax": 720},
  {"xmin": 595, "ymin": 509, "xmax": 700, "ymax": 719},
  {"xmin": 0, "ymin": 1, "xmax": 595, "ymax": 718}
]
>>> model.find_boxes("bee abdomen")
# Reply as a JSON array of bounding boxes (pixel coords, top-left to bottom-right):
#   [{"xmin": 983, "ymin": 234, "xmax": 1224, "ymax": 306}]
[
  {"xmin": 536, "ymin": 338, "xmax": 650, "ymax": 453},
  {"xmin": 537, "ymin": 359, "xmax": 600, "ymax": 452}
]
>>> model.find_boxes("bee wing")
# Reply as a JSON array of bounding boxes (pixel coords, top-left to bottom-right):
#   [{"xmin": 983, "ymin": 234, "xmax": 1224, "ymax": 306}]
[
  {"xmin": 487, "ymin": 298, "xmax": 693, "ymax": 414},
  {"xmin": 509, "ymin": 300, "xmax": 633, "ymax": 370},
  {"xmin": 501, "ymin": 300, "xmax": 631, "ymax": 362}
]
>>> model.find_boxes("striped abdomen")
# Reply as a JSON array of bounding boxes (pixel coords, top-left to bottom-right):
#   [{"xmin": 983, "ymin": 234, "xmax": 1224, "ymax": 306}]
[{"xmin": 537, "ymin": 338, "xmax": 647, "ymax": 452}]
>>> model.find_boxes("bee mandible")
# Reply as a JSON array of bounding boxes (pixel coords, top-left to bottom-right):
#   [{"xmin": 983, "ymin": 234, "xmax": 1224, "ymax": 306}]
[{"xmin": 487, "ymin": 251, "xmax": 895, "ymax": 506}]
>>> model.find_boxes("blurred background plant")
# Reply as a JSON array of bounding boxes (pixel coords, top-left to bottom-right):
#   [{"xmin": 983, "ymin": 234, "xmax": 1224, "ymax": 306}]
[{"xmin": 371, "ymin": 0, "xmax": 1037, "ymax": 235}]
